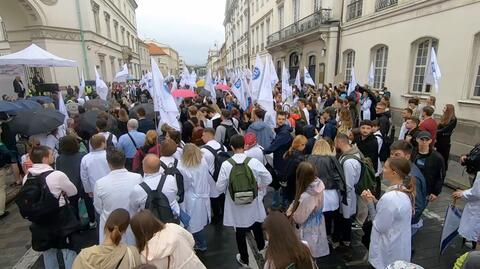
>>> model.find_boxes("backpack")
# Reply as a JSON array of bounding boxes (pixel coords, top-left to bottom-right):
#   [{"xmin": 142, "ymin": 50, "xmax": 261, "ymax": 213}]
[
  {"xmin": 221, "ymin": 123, "xmax": 239, "ymax": 148},
  {"xmin": 341, "ymin": 154, "xmax": 377, "ymax": 195},
  {"xmin": 160, "ymin": 159, "xmax": 185, "ymax": 204},
  {"xmin": 15, "ymin": 171, "xmax": 59, "ymax": 224},
  {"xmin": 227, "ymin": 157, "xmax": 258, "ymax": 205},
  {"xmin": 202, "ymin": 145, "xmax": 231, "ymax": 181},
  {"xmin": 465, "ymin": 143, "xmax": 480, "ymax": 174},
  {"xmin": 140, "ymin": 177, "xmax": 178, "ymax": 224},
  {"xmin": 106, "ymin": 133, "xmax": 115, "ymax": 151},
  {"xmin": 375, "ymin": 125, "xmax": 395, "ymax": 162}
]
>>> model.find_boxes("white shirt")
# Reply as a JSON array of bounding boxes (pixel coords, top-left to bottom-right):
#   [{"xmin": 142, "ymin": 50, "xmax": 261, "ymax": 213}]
[
  {"xmin": 361, "ymin": 98, "xmax": 372, "ymax": 120},
  {"xmin": 244, "ymin": 145, "xmax": 266, "ymax": 165},
  {"xmin": 373, "ymin": 130, "xmax": 383, "ymax": 177},
  {"xmin": 369, "ymin": 189, "xmax": 412, "ymax": 269},
  {"xmin": 339, "ymin": 155, "xmax": 361, "ymax": 218},
  {"xmin": 94, "ymin": 169, "xmax": 142, "ymax": 245},
  {"xmin": 398, "ymin": 122, "xmax": 408, "ymax": 140},
  {"xmin": 129, "ymin": 172, "xmax": 180, "ymax": 217},
  {"xmin": 323, "ymin": 190, "xmax": 340, "ymax": 212},
  {"xmin": 458, "ymin": 172, "xmax": 480, "ymax": 242},
  {"xmin": 89, "ymin": 131, "xmax": 118, "ymax": 152},
  {"xmin": 80, "ymin": 150, "xmax": 110, "ymax": 193},
  {"xmin": 216, "ymin": 153, "xmax": 272, "ymax": 228}
]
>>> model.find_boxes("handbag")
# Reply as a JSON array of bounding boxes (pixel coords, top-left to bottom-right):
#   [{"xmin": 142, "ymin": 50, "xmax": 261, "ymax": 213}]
[{"xmin": 58, "ymin": 195, "xmax": 81, "ymax": 238}]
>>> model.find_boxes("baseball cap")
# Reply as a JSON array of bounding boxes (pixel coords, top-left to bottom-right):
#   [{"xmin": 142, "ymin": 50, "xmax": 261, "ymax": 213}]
[{"xmin": 416, "ymin": 131, "xmax": 432, "ymax": 140}]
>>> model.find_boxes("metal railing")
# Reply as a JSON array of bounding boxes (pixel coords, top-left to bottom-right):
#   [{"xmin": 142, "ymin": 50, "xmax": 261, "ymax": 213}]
[
  {"xmin": 375, "ymin": 0, "xmax": 398, "ymax": 12},
  {"xmin": 267, "ymin": 9, "xmax": 331, "ymax": 46},
  {"xmin": 346, "ymin": 0, "xmax": 363, "ymax": 21}
]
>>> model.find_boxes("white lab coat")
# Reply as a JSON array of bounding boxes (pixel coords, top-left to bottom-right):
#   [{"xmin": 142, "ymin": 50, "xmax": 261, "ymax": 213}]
[
  {"xmin": 369, "ymin": 188, "xmax": 412, "ymax": 269},
  {"xmin": 361, "ymin": 98, "xmax": 372, "ymax": 121},
  {"xmin": 339, "ymin": 155, "xmax": 361, "ymax": 218},
  {"xmin": 94, "ymin": 169, "xmax": 142, "ymax": 245},
  {"xmin": 398, "ymin": 121, "xmax": 408, "ymax": 140},
  {"xmin": 181, "ymin": 158, "xmax": 213, "ymax": 234},
  {"xmin": 245, "ymin": 145, "xmax": 268, "ymax": 199},
  {"xmin": 458, "ymin": 172, "xmax": 480, "ymax": 242},
  {"xmin": 216, "ymin": 153, "xmax": 272, "ymax": 228},
  {"xmin": 200, "ymin": 140, "xmax": 226, "ymax": 198},
  {"xmin": 88, "ymin": 131, "xmax": 118, "ymax": 152},
  {"xmin": 80, "ymin": 150, "xmax": 110, "ymax": 193}
]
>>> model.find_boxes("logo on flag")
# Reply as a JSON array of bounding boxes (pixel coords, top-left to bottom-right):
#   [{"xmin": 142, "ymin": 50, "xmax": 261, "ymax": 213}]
[
  {"xmin": 234, "ymin": 79, "xmax": 241, "ymax": 89},
  {"xmin": 252, "ymin": 67, "xmax": 261, "ymax": 80}
]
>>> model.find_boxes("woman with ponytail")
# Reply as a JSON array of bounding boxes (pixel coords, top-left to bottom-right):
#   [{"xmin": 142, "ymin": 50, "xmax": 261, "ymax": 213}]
[
  {"xmin": 361, "ymin": 157, "xmax": 416, "ymax": 268},
  {"xmin": 282, "ymin": 135, "xmax": 307, "ymax": 203},
  {"xmin": 73, "ymin": 209, "xmax": 140, "ymax": 269}
]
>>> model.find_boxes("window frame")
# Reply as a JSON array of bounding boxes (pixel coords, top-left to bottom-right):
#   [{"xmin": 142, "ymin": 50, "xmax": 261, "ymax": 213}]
[
  {"xmin": 344, "ymin": 50, "xmax": 355, "ymax": 82},
  {"xmin": 373, "ymin": 46, "xmax": 388, "ymax": 89},
  {"xmin": 411, "ymin": 38, "xmax": 438, "ymax": 93}
]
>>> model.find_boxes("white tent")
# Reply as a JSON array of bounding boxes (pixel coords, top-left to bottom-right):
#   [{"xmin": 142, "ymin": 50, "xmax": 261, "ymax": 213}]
[{"xmin": 0, "ymin": 44, "xmax": 77, "ymax": 67}]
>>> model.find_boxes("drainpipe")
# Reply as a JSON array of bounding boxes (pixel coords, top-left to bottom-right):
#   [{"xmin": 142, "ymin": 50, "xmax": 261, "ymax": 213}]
[
  {"xmin": 75, "ymin": 0, "xmax": 90, "ymax": 80},
  {"xmin": 247, "ymin": 0, "xmax": 251, "ymax": 68},
  {"xmin": 334, "ymin": 0, "xmax": 345, "ymax": 76}
]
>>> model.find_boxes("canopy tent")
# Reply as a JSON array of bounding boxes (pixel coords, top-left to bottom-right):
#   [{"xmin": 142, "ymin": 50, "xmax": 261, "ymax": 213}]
[{"xmin": 0, "ymin": 44, "xmax": 77, "ymax": 67}]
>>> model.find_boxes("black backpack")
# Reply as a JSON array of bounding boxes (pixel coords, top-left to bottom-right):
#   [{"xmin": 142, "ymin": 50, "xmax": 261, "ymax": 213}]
[
  {"xmin": 160, "ymin": 159, "xmax": 184, "ymax": 204},
  {"xmin": 106, "ymin": 133, "xmax": 115, "ymax": 151},
  {"xmin": 15, "ymin": 171, "xmax": 59, "ymax": 224},
  {"xmin": 465, "ymin": 143, "xmax": 480, "ymax": 174},
  {"xmin": 221, "ymin": 123, "xmax": 239, "ymax": 148},
  {"xmin": 375, "ymin": 125, "xmax": 395, "ymax": 162},
  {"xmin": 140, "ymin": 177, "xmax": 178, "ymax": 224},
  {"xmin": 202, "ymin": 145, "xmax": 231, "ymax": 181}
]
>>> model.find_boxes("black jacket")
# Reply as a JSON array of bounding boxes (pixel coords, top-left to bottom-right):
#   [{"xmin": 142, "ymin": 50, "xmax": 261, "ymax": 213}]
[
  {"xmin": 137, "ymin": 118, "xmax": 156, "ymax": 134},
  {"xmin": 354, "ymin": 134, "xmax": 379, "ymax": 171},
  {"xmin": 436, "ymin": 118, "xmax": 457, "ymax": 148},
  {"xmin": 282, "ymin": 150, "xmax": 305, "ymax": 203},
  {"xmin": 303, "ymin": 125, "xmax": 316, "ymax": 155},
  {"xmin": 376, "ymin": 111, "xmax": 391, "ymax": 137},
  {"xmin": 412, "ymin": 149, "xmax": 446, "ymax": 196},
  {"xmin": 55, "ymin": 152, "xmax": 86, "ymax": 192},
  {"xmin": 264, "ymin": 124, "xmax": 293, "ymax": 175},
  {"xmin": 13, "ymin": 79, "xmax": 26, "ymax": 97},
  {"xmin": 307, "ymin": 155, "xmax": 346, "ymax": 196},
  {"xmin": 181, "ymin": 120, "xmax": 194, "ymax": 143}
]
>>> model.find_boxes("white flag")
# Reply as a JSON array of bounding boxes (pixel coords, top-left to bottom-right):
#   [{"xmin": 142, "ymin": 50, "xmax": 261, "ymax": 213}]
[
  {"xmin": 368, "ymin": 62, "xmax": 375, "ymax": 86},
  {"xmin": 303, "ymin": 66, "xmax": 315, "ymax": 86},
  {"xmin": 258, "ymin": 54, "xmax": 276, "ymax": 128},
  {"xmin": 231, "ymin": 77, "xmax": 247, "ymax": 110},
  {"xmin": 348, "ymin": 66, "xmax": 357, "ymax": 95},
  {"xmin": 251, "ymin": 54, "xmax": 265, "ymax": 102},
  {"xmin": 205, "ymin": 69, "xmax": 216, "ymax": 99},
  {"xmin": 294, "ymin": 69, "xmax": 301, "ymax": 90},
  {"xmin": 189, "ymin": 70, "xmax": 197, "ymax": 88},
  {"xmin": 151, "ymin": 58, "xmax": 180, "ymax": 130},
  {"xmin": 57, "ymin": 90, "xmax": 69, "ymax": 138},
  {"xmin": 95, "ymin": 67, "xmax": 108, "ymax": 100},
  {"xmin": 78, "ymin": 70, "xmax": 85, "ymax": 99},
  {"xmin": 281, "ymin": 61, "xmax": 292, "ymax": 103},
  {"xmin": 114, "ymin": 64, "xmax": 129, "ymax": 82},
  {"xmin": 179, "ymin": 65, "xmax": 190, "ymax": 87},
  {"xmin": 426, "ymin": 47, "xmax": 442, "ymax": 93},
  {"xmin": 268, "ymin": 56, "xmax": 279, "ymax": 89}
]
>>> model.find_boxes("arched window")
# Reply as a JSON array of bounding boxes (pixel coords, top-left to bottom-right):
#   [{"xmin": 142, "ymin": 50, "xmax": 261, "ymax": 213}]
[
  {"xmin": 308, "ymin": 55, "xmax": 316, "ymax": 83},
  {"xmin": 344, "ymin": 50, "xmax": 355, "ymax": 82},
  {"xmin": 412, "ymin": 38, "xmax": 438, "ymax": 93},
  {"xmin": 373, "ymin": 45, "xmax": 388, "ymax": 89},
  {"xmin": 472, "ymin": 33, "xmax": 480, "ymax": 98},
  {"xmin": 289, "ymin": 52, "xmax": 299, "ymax": 77}
]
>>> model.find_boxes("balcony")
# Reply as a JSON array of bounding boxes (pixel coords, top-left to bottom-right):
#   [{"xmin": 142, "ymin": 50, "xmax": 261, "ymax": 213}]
[
  {"xmin": 375, "ymin": 0, "xmax": 398, "ymax": 12},
  {"xmin": 267, "ymin": 9, "xmax": 331, "ymax": 47},
  {"xmin": 346, "ymin": 0, "xmax": 362, "ymax": 21}
]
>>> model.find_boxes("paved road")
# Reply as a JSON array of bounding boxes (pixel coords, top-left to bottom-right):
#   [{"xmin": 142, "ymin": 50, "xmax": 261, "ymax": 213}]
[{"xmin": 0, "ymin": 168, "xmax": 474, "ymax": 268}]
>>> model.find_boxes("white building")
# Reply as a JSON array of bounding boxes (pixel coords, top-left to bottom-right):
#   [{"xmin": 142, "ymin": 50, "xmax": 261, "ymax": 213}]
[
  {"xmin": 224, "ymin": 0, "xmax": 250, "ymax": 70},
  {"xmin": 0, "ymin": 0, "xmax": 141, "ymax": 96}
]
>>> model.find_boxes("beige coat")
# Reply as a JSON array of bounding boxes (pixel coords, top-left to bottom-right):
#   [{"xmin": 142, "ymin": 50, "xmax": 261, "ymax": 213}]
[
  {"xmin": 141, "ymin": 223, "xmax": 206, "ymax": 269},
  {"xmin": 72, "ymin": 244, "xmax": 140, "ymax": 269}
]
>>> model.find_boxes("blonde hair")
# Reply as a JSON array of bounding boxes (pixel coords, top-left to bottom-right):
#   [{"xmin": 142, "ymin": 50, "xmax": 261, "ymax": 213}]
[
  {"xmin": 144, "ymin": 130, "xmax": 158, "ymax": 147},
  {"xmin": 311, "ymin": 139, "xmax": 334, "ymax": 156},
  {"xmin": 181, "ymin": 143, "xmax": 203, "ymax": 168},
  {"xmin": 285, "ymin": 135, "xmax": 307, "ymax": 158}
]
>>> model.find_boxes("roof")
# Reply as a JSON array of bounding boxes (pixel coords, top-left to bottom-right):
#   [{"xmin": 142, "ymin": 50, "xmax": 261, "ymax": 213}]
[{"xmin": 147, "ymin": 43, "xmax": 167, "ymax": 56}]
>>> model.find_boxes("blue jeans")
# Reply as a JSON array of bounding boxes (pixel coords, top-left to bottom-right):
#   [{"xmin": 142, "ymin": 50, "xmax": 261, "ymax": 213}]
[
  {"xmin": 193, "ymin": 229, "xmax": 207, "ymax": 250},
  {"xmin": 43, "ymin": 248, "xmax": 76, "ymax": 269}
]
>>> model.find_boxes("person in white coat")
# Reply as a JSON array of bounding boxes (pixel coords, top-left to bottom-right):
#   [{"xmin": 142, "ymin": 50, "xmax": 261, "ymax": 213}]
[
  {"xmin": 216, "ymin": 134, "xmax": 272, "ymax": 267},
  {"xmin": 361, "ymin": 91, "xmax": 372, "ymax": 121},
  {"xmin": 361, "ymin": 157, "xmax": 414, "ymax": 269},
  {"xmin": 180, "ymin": 143, "xmax": 213, "ymax": 251},
  {"xmin": 94, "ymin": 149, "xmax": 142, "ymax": 245},
  {"xmin": 453, "ymin": 171, "xmax": 480, "ymax": 248},
  {"xmin": 80, "ymin": 134, "xmax": 110, "ymax": 229},
  {"xmin": 244, "ymin": 132, "xmax": 269, "ymax": 200}
]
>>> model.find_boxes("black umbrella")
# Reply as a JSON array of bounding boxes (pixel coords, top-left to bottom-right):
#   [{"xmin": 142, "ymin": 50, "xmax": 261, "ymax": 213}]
[
  {"xmin": 28, "ymin": 96, "xmax": 54, "ymax": 104},
  {"xmin": 78, "ymin": 110, "xmax": 118, "ymax": 135},
  {"xmin": 0, "ymin": 100, "xmax": 21, "ymax": 113},
  {"xmin": 9, "ymin": 109, "xmax": 65, "ymax": 136},
  {"xmin": 84, "ymin": 99, "xmax": 110, "ymax": 111},
  {"xmin": 198, "ymin": 88, "xmax": 211, "ymax": 97},
  {"xmin": 14, "ymin": 99, "xmax": 43, "ymax": 110},
  {"xmin": 129, "ymin": 103, "xmax": 155, "ymax": 120}
]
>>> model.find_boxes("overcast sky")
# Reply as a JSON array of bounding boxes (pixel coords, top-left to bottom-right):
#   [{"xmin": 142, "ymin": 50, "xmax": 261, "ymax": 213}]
[{"xmin": 136, "ymin": 0, "xmax": 226, "ymax": 65}]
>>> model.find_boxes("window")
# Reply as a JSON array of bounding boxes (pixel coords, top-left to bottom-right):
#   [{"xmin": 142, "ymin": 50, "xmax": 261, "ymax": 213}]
[
  {"xmin": 260, "ymin": 23, "xmax": 264, "ymax": 50},
  {"xmin": 277, "ymin": 60, "xmax": 282, "ymax": 80},
  {"xmin": 472, "ymin": 33, "xmax": 480, "ymax": 97},
  {"xmin": 278, "ymin": 6, "xmax": 284, "ymax": 29},
  {"xmin": 256, "ymin": 0, "xmax": 259, "ymax": 11},
  {"xmin": 308, "ymin": 55, "xmax": 316, "ymax": 83},
  {"xmin": 314, "ymin": 0, "xmax": 322, "ymax": 11},
  {"xmin": 110, "ymin": 56, "xmax": 116, "ymax": 79},
  {"xmin": 289, "ymin": 52, "xmax": 299, "ymax": 77},
  {"xmin": 293, "ymin": 0, "xmax": 300, "ymax": 22},
  {"xmin": 411, "ymin": 38, "xmax": 438, "ymax": 93},
  {"xmin": 120, "ymin": 26, "xmax": 125, "ymax": 45},
  {"xmin": 113, "ymin": 20, "xmax": 119, "ymax": 43},
  {"xmin": 127, "ymin": 32, "xmax": 131, "ymax": 48},
  {"xmin": 266, "ymin": 19, "xmax": 270, "ymax": 38},
  {"xmin": 373, "ymin": 46, "xmax": 388, "ymax": 89},
  {"xmin": 91, "ymin": 1, "xmax": 101, "ymax": 33},
  {"xmin": 344, "ymin": 50, "xmax": 355, "ymax": 82},
  {"xmin": 375, "ymin": 0, "xmax": 398, "ymax": 12},
  {"xmin": 104, "ymin": 12, "xmax": 111, "ymax": 38},
  {"xmin": 347, "ymin": 0, "xmax": 363, "ymax": 21},
  {"xmin": 475, "ymin": 66, "xmax": 480, "ymax": 97}
]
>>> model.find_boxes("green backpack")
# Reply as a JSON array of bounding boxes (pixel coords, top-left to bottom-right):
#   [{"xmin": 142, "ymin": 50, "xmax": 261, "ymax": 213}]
[
  {"xmin": 227, "ymin": 157, "xmax": 258, "ymax": 205},
  {"xmin": 341, "ymin": 154, "xmax": 377, "ymax": 195}
]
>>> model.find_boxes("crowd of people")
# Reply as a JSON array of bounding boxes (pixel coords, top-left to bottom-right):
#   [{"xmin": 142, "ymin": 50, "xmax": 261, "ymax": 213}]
[{"xmin": 1, "ymin": 77, "xmax": 480, "ymax": 269}]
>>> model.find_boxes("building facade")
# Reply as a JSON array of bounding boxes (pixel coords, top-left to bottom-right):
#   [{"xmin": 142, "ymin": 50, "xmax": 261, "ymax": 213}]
[
  {"xmin": 0, "ymin": 0, "xmax": 141, "ymax": 95},
  {"xmin": 144, "ymin": 39, "xmax": 180, "ymax": 76},
  {"xmin": 206, "ymin": 47, "xmax": 220, "ymax": 75},
  {"xmin": 224, "ymin": 0, "xmax": 250, "ymax": 70},
  {"xmin": 138, "ymin": 39, "xmax": 150, "ymax": 75}
]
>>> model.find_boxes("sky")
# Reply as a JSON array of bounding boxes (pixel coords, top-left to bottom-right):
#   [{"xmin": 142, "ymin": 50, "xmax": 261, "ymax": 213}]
[{"xmin": 136, "ymin": 0, "xmax": 226, "ymax": 66}]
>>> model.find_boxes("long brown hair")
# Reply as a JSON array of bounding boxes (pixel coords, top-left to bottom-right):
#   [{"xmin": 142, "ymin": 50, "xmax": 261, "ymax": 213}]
[
  {"xmin": 284, "ymin": 135, "xmax": 307, "ymax": 158},
  {"xmin": 439, "ymin": 104, "xmax": 455, "ymax": 126},
  {"xmin": 130, "ymin": 210, "xmax": 166, "ymax": 253},
  {"xmin": 386, "ymin": 158, "xmax": 416, "ymax": 212},
  {"xmin": 290, "ymin": 162, "xmax": 316, "ymax": 215},
  {"xmin": 263, "ymin": 211, "xmax": 314, "ymax": 269},
  {"xmin": 104, "ymin": 208, "xmax": 130, "ymax": 246}
]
